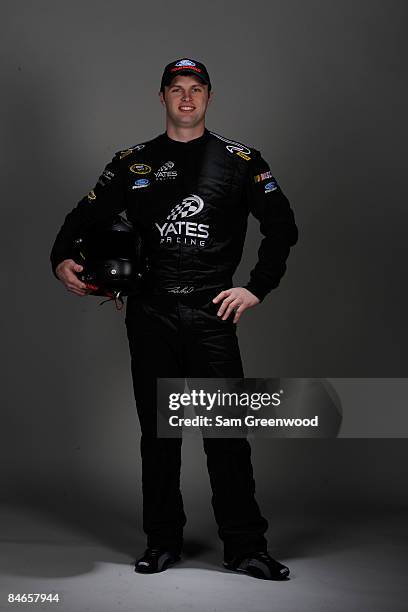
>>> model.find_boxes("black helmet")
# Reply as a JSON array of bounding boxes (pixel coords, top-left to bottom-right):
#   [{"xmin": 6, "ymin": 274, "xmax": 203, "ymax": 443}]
[{"xmin": 72, "ymin": 214, "xmax": 144, "ymax": 305}]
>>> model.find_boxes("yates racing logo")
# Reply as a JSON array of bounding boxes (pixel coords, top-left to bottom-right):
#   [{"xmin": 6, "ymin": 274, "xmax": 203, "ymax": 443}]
[
  {"xmin": 166, "ymin": 194, "xmax": 204, "ymax": 220},
  {"xmin": 155, "ymin": 195, "xmax": 209, "ymax": 246},
  {"xmin": 155, "ymin": 161, "xmax": 177, "ymax": 180}
]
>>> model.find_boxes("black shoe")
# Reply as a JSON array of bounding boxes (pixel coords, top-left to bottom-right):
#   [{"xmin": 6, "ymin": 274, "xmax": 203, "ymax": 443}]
[
  {"xmin": 223, "ymin": 551, "xmax": 290, "ymax": 580},
  {"xmin": 134, "ymin": 547, "xmax": 181, "ymax": 574}
]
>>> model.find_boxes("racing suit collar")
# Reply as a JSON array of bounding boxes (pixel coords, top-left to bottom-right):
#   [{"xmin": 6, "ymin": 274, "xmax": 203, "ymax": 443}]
[{"xmin": 161, "ymin": 128, "xmax": 210, "ymax": 146}]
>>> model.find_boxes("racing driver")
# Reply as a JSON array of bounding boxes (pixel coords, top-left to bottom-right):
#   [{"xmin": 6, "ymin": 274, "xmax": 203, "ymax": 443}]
[{"xmin": 50, "ymin": 58, "xmax": 298, "ymax": 580}]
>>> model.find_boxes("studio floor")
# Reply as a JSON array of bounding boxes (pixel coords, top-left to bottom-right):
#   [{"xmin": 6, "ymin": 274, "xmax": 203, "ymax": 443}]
[{"xmin": 0, "ymin": 502, "xmax": 406, "ymax": 612}]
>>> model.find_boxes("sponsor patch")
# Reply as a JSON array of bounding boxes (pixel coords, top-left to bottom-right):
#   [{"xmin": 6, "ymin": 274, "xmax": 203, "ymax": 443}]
[
  {"xmin": 119, "ymin": 144, "xmax": 145, "ymax": 159},
  {"xmin": 236, "ymin": 151, "xmax": 251, "ymax": 161},
  {"xmin": 158, "ymin": 161, "xmax": 175, "ymax": 171},
  {"xmin": 254, "ymin": 170, "xmax": 274, "ymax": 183},
  {"xmin": 120, "ymin": 149, "xmax": 134, "ymax": 159},
  {"xmin": 155, "ymin": 160, "xmax": 177, "ymax": 180},
  {"xmin": 132, "ymin": 178, "xmax": 150, "ymax": 189},
  {"xmin": 175, "ymin": 59, "xmax": 196, "ymax": 67},
  {"xmin": 210, "ymin": 132, "xmax": 252, "ymax": 161},
  {"xmin": 129, "ymin": 163, "xmax": 151, "ymax": 175},
  {"xmin": 265, "ymin": 180, "xmax": 278, "ymax": 193},
  {"xmin": 97, "ymin": 168, "xmax": 115, "ymax": 187},
  {"xmin": 87, "ymin": 190, "xmax": 96, "ymax": 202}
]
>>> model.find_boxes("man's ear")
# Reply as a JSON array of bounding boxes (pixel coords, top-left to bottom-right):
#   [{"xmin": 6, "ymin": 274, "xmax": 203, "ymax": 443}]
[
  {"xmin": 159, "ymin": 90, "xmax": 165, "ymax": 106},
  {"xmin": 207, "ymin": 90, "xmax": 214, "ymax": 105}
]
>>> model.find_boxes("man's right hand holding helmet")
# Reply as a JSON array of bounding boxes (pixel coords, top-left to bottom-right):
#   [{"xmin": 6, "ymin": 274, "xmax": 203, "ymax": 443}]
[{"xmin": 55, "ymin": 259, "xmax": 90, "ymax": 296}]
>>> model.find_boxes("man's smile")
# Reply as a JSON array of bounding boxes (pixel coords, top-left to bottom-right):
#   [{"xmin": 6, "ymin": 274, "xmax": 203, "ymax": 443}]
[{"xmin": 179, "ymin": 105, "xmax": 195, "ymax": 112}]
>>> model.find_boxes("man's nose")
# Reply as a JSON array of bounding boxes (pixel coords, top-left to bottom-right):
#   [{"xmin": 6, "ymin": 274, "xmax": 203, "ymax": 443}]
[{"xmin": 181, "ymin": 91, "xmax": 192, "ymax": 101}]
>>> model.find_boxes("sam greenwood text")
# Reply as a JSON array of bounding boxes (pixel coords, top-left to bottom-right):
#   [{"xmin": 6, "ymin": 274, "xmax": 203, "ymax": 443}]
[{"xmin": 168, "ymin": 415, "xmax": 319, "ymax": 427}]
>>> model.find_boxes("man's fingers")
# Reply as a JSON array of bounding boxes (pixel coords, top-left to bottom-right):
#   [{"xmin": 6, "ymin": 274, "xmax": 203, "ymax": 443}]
[
  {"xmin": 212, "ymin": 289, "xmax": 231, "ymax": 304},
  {"xmin": 56, "ymin": 260, "xmax": 89, "ymax": 296},
  {"xmin": 212, "ymin": 287, "xmax": 259, "ymax": 322},
  {"xmin": 220, "ymin": 298, "xmax": 242, "ymax": 320},
  {"xmin": 65, "ymin": 269, "xmax": 88, "ymax": 290},
  {"xmin": 57, "ymin": 261, "xmax": 88, "ymax": 291},
  {"xmin": 223, "ymin": 300, "xmax": 242, "ymax": 321},
  {"xmin": 66, "ymin": 282, "xmax": 88, "ymax": 295},
  {"xmin": 65, "ymin": 275, "xmax": 89, "ymax": 295},
  {"xmin": 233, "ymin": 304, "xmax": 247, "ymax": 324},
  {"xmin": 217, "ymin": 294, "xmax": 237, "ymax": 317}
]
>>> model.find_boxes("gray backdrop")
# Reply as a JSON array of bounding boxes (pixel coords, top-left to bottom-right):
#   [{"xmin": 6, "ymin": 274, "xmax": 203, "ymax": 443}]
[{"xmin": 2, "ymin": 0, "xmax": 407, "ymax": 528}]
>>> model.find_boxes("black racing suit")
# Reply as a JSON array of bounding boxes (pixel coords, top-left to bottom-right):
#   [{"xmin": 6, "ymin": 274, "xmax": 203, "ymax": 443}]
[{"xmin": 50, "ymin": 128, "xmax": 298, "ymax": 559}]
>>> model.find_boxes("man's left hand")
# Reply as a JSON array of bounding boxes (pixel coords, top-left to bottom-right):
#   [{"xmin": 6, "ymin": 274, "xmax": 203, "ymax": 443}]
[{"xmin": 212, "ymin": 287, "xmax": 260, "ymax": 324}]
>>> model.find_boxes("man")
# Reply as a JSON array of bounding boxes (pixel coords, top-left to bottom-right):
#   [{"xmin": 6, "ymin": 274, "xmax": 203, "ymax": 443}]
[{"xmin": 50, "ymin": 58, "xmax": 298, "ymax": 580}]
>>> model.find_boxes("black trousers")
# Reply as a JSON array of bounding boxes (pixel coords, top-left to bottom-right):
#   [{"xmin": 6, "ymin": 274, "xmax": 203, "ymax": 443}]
[{"xmin": 125, "ymin": 292, "xmax": 268, "ymax": 560}]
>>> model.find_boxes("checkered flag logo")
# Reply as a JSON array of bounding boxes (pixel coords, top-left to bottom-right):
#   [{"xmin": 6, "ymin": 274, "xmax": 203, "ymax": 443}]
[
  {"xmin": 166, "ymin": 195, "xmax": 204, "ymax": 221},
  {"xmin": 158, "ymin": 161, "xmax": 175, "ymax": 172}
]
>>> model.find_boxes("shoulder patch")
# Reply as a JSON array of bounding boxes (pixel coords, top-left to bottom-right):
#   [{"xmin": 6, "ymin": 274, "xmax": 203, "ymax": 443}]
[
  {"xmin": 254, "ymin": 170, "xmax": 275, "ymax": 183},
  {"xmin": 87, "ymin": 189, "xmax": 96, "ymax": 202},
  {"xmin": 209, "ymin": 131, "xmax": 253, "ymax": 161},
  {"xmin": 118, "ymin": 142, "xmax": 147, "ymax": 159}
]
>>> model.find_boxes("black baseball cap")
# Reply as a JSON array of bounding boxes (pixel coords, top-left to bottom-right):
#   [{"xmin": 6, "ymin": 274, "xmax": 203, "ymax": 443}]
[{"xmin": 160, "ymin": 58, "xmax": 211, "ymax": 92}]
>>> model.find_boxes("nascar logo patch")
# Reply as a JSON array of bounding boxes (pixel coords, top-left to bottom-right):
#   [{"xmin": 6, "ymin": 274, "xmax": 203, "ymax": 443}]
[{"xmin": 254, "ymin": 170, "xmax": 274, "ymax": 183}]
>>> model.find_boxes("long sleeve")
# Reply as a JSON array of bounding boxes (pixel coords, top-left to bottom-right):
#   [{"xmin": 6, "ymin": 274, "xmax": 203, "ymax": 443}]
[
  {"xmin": 243, "ymin": 150, "xmax": 298, "ymax": 301},
  {"xmin": 50, "ymin": 152, "xmax": 127, "ymax": 278}
]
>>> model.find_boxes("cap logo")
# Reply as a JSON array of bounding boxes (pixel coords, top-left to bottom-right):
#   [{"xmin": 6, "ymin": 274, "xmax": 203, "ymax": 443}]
[
  {"xmin": 175, "ymin": 59, "xmax": 196, "ymax": 67},
  {"xmin": 170, "ymin": 66, "xmax": 202, "ymax": 74}
]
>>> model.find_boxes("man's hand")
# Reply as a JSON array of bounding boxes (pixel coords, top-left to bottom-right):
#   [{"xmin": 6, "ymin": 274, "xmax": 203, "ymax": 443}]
[
  {"xmin": 212, "ymin": 287, "xmax": 260, "ymax": 324},
  {"xmin": 55, "ymin": 259, "xmax": 90, "ymax": 296}
]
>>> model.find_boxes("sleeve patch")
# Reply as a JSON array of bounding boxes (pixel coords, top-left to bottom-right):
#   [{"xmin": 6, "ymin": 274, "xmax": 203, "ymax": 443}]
[
  {"xmin": 254, "ymin": 170, "xmax": 274, "ymax": 183},
  {"xmin": 210, "ymin": 131, "xmax": 252, "ymax": 160},
  {"xmin": 264, "ymin": 179, "xmax": 278, "ymax": 193},
  {"xmin": 236, "ymin": 151, "xmax": 251, "ymax": 161},
  {"xmin": 97, "ymin": 169, "xmax": 115, "ymax": 187},
  {"xmin": 119, "ymin": 143, "xmax": 146, "ymax": 159}
]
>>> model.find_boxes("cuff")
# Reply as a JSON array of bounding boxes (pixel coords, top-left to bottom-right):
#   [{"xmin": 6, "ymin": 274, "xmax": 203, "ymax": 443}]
[{"xmin": 243, "ymin": 282, "xmax": 269, "ymax": 303}]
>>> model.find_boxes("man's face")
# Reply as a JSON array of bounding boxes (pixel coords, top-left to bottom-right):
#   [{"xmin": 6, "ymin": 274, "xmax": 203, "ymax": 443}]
[{"xmin": 159, "ymin": 74, "xmax": 212, "ymax": 128}]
